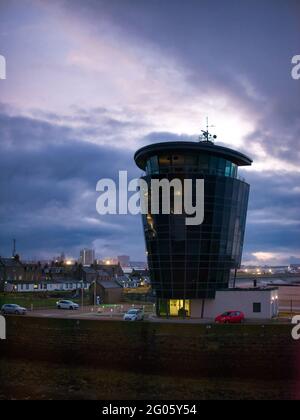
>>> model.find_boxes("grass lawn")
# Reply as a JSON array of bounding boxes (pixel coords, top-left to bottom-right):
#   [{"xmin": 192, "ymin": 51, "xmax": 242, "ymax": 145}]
[
  {"xmin": 0, "ymin": 359, "xmax": 297, "ymax": 400},
  {"xmin": 0, "ymin": 292, "xmax": 89, "ymax": 310}
]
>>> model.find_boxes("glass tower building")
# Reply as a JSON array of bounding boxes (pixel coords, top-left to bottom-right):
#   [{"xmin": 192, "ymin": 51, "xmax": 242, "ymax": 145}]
[{"xmin": 134, "ymin": 140, "xmax": 252, "ymax": 317}]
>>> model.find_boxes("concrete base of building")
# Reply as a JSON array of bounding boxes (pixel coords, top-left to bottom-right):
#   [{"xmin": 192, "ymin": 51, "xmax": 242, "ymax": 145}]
[{"xmin": 157, "ymin": 287, "xmax": 279, "ymax": 320}]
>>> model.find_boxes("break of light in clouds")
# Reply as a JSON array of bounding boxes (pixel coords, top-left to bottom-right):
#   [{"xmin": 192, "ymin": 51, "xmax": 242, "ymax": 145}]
[
  {"xmin": 1, "ymin": 0, "xmax": 256, "ymax": 148},
  {"xmin": 0, "ymin": 0, "xmax": 299, "ymax": 263}
]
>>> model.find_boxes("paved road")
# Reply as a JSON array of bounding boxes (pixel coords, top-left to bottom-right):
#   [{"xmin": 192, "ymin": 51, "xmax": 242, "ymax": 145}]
[
  {"xmin": 26, "ymin": 306, "xmax": 130, "ymax": 321},
  {"xmin": 26, "ymin": 309, "xmax": 211, "ymax": 323},
  {"xmin": 23, "ymin": 307, "xmax": 291, "ymax": 324}
]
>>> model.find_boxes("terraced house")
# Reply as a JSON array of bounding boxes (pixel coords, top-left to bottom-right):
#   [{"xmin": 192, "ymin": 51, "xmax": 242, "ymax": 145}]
[
  {"xmin": 0, "ymin": 257, "xmax": 126, "ymax": 293},
  {"xmin": 0, "ymin": 256, "xmax": 25, "ymax": 291}
]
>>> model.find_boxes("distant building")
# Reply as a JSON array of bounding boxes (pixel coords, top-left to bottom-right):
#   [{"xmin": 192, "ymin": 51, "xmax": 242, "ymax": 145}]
[
  {"xmin": 190, "ymin": 287, "xmax": 279, "ymax": 320},
  {"xmin": 1, "ymin": 255, "xmax": 125, "ymax": 294},
  {"xmin": 123, "ymin": 267, "xmax": 133, "ymax": 275},
  {"xmin": 275, "ymin": 284, "xmax": 300, "ymax": 311},
  {"xmin": 53, "ymin": 253, "xmax": 66, "ymax": 263},
  {"xmin": 0, "ymin": 256, "xmax": 24, "ymax": 291},
  {"xmin": 80, "ymin": 249, "xmax": 95, "ymax": 266},
  {"xmin": 13, "ymin": 261, "xmax": 81, "ymax": 292},
  {"xmin": 130, "ymin": 261, "xmax": 148, "ymax": 270},
  {"xmin": 24, "ymin": 263, "xmax": 43, "ymax": 283},
  {"xmin": 90, "ymin": 280, "xmax": 123, "ymax": 304},
  {"xmin": 93, "ymin": 263, "xmax": 124, "ymax": 279},
  {"xmin": 289, "ymin": 264, "xmax": 300, "ymax": 273},
  {"xmin": 101, "ymin": 257, "xmax": 118, "ymax": 266},
  {"xmin": 117, "ymin": 255, "xmax": 130, "ymax": 267},
  {"xmin": 80, "ymin": 267, "xmax": 98, "ymax": 283},
  {"xmin": 58, "ymin": 253, "xmax": 65, "ymax": 263},
  {"xmin": 239, "ymin": 266, "xmax": 289, "ymax": 275},
  {"xmin": 14, "ymin": 278, "xmax": 90, "ymax": 293}
]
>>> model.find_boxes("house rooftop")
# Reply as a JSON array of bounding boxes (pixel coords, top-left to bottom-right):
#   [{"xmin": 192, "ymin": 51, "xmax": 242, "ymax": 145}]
[
  {"xmin": 0, "ymin": 257, "xmax": 22, "ymax": 267},
  {"xmin": 82, "ymin": 267, "xmax": 97, "ymax": 274},
  {"xmin": 97, "ymin": 280, "xmax": 122, "ymax": 289},
  {"xmin": 219, "ymin": 287, "xmax": 279, "ymax": 292}
]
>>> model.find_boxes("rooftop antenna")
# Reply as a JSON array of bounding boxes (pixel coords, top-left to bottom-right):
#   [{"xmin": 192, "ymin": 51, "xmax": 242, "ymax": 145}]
[
  {"xmin": 12, "ymin": 238, "xmax": 16, "ymax": 257},
  {"xmin": 199, "ymin": 117, "xmax": 217, "ymax": 143}
]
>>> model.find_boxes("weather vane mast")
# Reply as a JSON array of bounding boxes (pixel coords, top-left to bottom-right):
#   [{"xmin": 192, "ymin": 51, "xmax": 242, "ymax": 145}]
[{"xmin": 199, "ymin": 117, "xmax": 217, "ymax": 143}]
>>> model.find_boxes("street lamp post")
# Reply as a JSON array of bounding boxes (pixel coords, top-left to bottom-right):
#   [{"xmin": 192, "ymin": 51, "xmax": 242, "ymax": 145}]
[
  {"xmin": 94, "ymin": 280, "xmax": 97, "ymax": 308},
  {"xmin": 81, "ymin": 280, "xmax": 84, "ymax": 311}
]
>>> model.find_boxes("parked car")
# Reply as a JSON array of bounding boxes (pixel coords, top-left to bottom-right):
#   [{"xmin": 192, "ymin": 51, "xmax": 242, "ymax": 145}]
[
  {"xmin": 215, "ymin": 311, "xmax": 245, "ymax": 324},
  {"xmin": 56, "ymin": 300, "xmax": 79, "ymax": 310},
  {"xmin": 123, "ymin": 308, "xmax": 144, "ymax": 321},
  {"xmin": 1, "ymin": 304, "xmax": 27, "ymax": 315}
]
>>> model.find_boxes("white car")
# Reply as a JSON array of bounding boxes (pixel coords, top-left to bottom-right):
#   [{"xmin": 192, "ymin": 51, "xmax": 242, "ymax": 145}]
[
  {"xmin": 123, "ymin": 308, "xmax": 144, "ymax": 321},
  {"xmin": 56, "ymin": 300, "xmax": 79, "ymax": 310}
]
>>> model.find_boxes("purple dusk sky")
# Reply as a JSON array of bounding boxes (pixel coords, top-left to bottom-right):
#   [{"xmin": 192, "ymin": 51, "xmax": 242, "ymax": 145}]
[{"xmin": 0, "ymin": 0, "xmax": 299, "ymax": 264}]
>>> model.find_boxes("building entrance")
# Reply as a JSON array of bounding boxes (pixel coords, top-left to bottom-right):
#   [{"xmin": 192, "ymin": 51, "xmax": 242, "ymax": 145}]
[{"xmin": 169, "ymin": 299, "xmax": 190, "ymax": 317}]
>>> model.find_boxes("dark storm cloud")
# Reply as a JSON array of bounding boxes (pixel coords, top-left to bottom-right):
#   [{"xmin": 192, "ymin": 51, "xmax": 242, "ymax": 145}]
[
  {"xmin": 0, "ymin": 110, "xmax": 144, "ymax": 259},
  {"xmin": 143, "ymin": 132, "xmax": 197, "ymax": 143},
  {"xmin": 60, "ymin": 0, "xmax": 300, "ymax": 162},
  {"xmin": 1, "ymin": 0, "xmax": 300, "ymax": 263},
  {"xmin": 244, "ymin": 171, "xmax": 300, "ymax": 256},
  {"xmin": 31, "ymin": 108, "xmax": 143, "ymax": 132}
]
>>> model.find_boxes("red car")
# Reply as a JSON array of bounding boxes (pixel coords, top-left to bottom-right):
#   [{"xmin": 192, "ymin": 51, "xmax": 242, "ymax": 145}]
[{"xmin": 215, "ymin": 311, "xmax": 245, "ymax": 324}]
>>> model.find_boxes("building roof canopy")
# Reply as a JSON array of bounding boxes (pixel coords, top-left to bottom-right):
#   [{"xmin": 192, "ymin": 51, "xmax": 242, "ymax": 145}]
[{"xmin": 135, "ymin": 141, "xmax": 252, "ymax": 170}]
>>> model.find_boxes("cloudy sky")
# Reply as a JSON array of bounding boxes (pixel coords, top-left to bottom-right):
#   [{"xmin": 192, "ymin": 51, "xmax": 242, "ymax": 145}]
[{"xmin": 0, "ymin": 0, "xmax": 299, "ymax": 264}]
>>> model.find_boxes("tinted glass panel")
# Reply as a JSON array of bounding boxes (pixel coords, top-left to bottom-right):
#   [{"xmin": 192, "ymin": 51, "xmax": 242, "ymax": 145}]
[{"xmin": 142, "ymin": 171, "xmax": 249, "ymax": 299}]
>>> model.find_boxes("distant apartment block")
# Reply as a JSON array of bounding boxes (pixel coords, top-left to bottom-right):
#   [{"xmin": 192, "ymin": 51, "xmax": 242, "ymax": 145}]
[
  {"xmin": 80, "ymin": 249, "xmax": 95, "ymax": 266},
  {"xmin": 117, "ymin": 255, "xmax": 130, "ymax": 267}
]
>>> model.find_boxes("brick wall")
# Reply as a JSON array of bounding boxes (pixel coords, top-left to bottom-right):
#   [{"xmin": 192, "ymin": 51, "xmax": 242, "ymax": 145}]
[{"xmin": 0, "ymin": 317, "xmax": 299, "ymax": 381}]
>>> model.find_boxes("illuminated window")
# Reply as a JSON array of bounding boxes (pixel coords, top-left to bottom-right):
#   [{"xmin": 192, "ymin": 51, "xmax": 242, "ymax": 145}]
[{"xmin": 169, "ymin": 299, "xmax": 190, "ymax": 317}]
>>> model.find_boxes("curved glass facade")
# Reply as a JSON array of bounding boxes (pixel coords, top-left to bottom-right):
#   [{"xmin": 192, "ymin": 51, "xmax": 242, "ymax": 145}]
[
  {"xmin": 135, "ymin": 142, "xmax": 252, "ymax": 310},
  {"xmin": 146, "ymin": 153, "xmax": 238, "ymax": 179}
]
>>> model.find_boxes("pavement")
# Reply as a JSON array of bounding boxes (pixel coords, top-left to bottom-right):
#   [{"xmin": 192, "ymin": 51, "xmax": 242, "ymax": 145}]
[
  {"xmin": 26, "ymin": 309, "xmax": 213, "ymax": 323},
  {"xmin": 22, "ymin": 307, "xmax": 291, "ymax": 324},
  {"xmin": 26, "ymin": 305, "xmax": 153, "ymax": 322}
]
